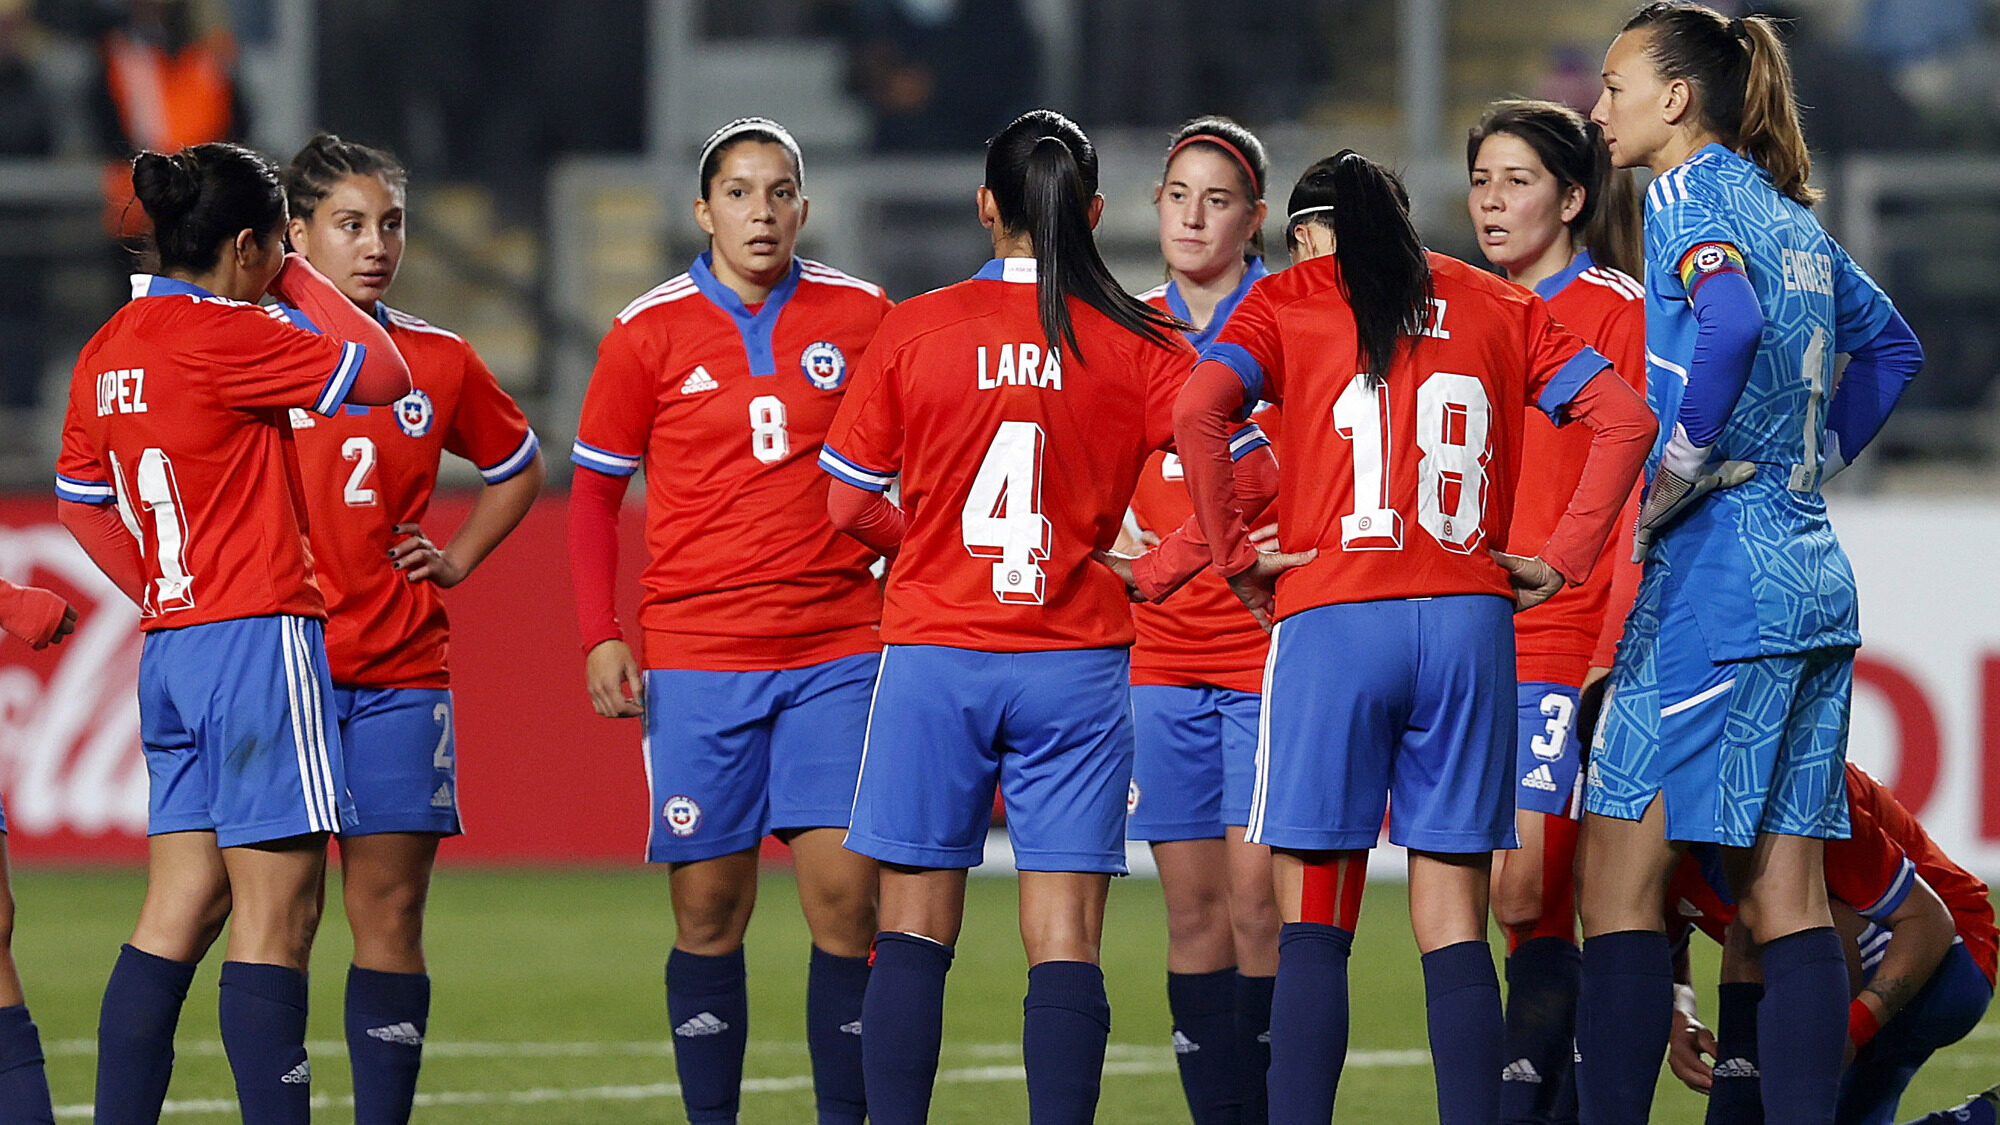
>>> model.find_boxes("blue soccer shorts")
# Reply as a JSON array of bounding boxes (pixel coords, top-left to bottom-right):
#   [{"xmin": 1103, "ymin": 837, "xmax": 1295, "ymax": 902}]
[
  {"xmin": 141, "ymin": 614, "xmax": 353, "ymax": 846},
  {"xmin": 1586, "ymin": 587, "xmax": 1853, "ymax": 846},
  {"xmin": 846, "ymin": 645, "xmax": 1134, "ymax": 873},
  {"xmin": 642, "ymin": 651, "xmax": 878, "ymax": 864},
  {"xmin": 333, "ymin": 687, "xmax": 459, "ymax": 837},
  {"xmin": 1516, "ymin": 682, "xmax": 1585, "ymax": 818},
  {"xmin": 1248, "ymin": 596, "xmax": 1518, "ymax": 854},
  {"xmin": 1836, "ymin": 941, "xmax": 1993, "ymax": 1125},
  {"xmin": 1128, "ymin": 684, "xmax": 1261, "ymax": 842}
]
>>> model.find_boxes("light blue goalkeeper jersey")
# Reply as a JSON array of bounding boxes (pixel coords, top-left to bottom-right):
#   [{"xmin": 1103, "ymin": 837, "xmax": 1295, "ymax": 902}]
[{"xmin": 1640, "ymin": 143, "xmax": 1896, "ymax": 660}]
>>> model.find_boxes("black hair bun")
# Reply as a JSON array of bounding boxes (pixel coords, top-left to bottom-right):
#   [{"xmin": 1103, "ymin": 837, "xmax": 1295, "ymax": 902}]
[{"xmin": 131, "ymin": 151, "xmax": 201, "ymax": 225}]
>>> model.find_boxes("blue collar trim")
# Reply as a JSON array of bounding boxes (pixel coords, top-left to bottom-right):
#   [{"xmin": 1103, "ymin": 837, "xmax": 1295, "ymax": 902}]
[
  {"xmin": 130, "ymin": 274, "xmax": 217, "ymax": 301},
  {"xmin": 373, "ymin": 302, "xmax": 394, "ymax": 326},
  {"xmin": 972, "ymin": 258, "xmax": 1038, "ymax": 283},
  {"xmin": 688, "ymin": 252, "xmax": 802, "ymax": 377},
  {"xmin": 1167, "ymin": 257, "xmax": 1268, "ymax": 350},
  {"xmin": 1533, "ymin": 249, "xmax": 1594, "ymax": 302}
]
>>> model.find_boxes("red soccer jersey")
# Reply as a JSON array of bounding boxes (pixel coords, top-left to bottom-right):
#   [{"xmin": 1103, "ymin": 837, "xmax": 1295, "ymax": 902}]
[
  {"xmin": 1666, "ymin": 764, "xmax": 1998, "ymax": 986},
  {"xmin": 56, "ymin": 274, "xmax": 367, "ymax": 629},
  {"xmin": 572, "ymin": 256, "xmax": 892, "ymax": 672},
  {"xmin": 286, "ymin": 303, "xmax": 538, "ymax": 688},
  {"xmin": 1510, "ymin": 257, "xmax": 1648, "ymax": 685},
  {"xmin": 1202, "ymin": 252, "xmax": 1610, "ymax": 620},
  {"xmin": 821, "ymin": 257, "xmax": 1191, "ymax": 652}
]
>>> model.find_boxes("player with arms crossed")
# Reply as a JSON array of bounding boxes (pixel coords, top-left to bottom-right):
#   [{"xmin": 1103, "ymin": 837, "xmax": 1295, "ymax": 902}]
[
  {"xmin": 0, "ymin": 578, "xmax": 75, "ymax": 1125},
  {"xmin": 1175, "ymin": 149, "xmax": 1655, "ymax": 1125},
  {"xmin": 1664, "ymin": 764, "xmax": 1995, "ymax": 1125},
  {"xmin": 567, "ymin": 117, "xmax": 891, "ymax": 1125},
  {"xmin": 1465, "ymin": 98, "xmax": 1647, "ymax": 1124},
  {"xmin": 280, "ymin": 133, "xmax": 544, "ymax": 1124},
  {"xmin": 1119, "ymin": 114, "xmax": 1283, "ymax": 1125},
  {"xmin": 56, "ymin": 142, "xmax": 410, "ymax": 1123},
  {"xmin": 821, "ymin": 109, "xmax": 1267, "ymax": 1125},
  {"xmin": 1579, "ymin": 5, "xmax": 1926, "ymax": 1123}
]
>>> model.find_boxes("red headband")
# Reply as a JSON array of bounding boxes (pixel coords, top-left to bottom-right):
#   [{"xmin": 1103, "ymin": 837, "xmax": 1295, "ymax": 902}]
[{"xmin": 1167, "ymin": 134, "xmax": 1261, "ymax": 198}]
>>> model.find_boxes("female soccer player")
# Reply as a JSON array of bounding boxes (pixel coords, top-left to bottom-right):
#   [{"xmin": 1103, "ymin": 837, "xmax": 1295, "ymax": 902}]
[
  {"xmin": 0, "ymin": 578, "xmax": 74, "ymax": 1124},
  {"xmin": 1464, "ymin": 98, "xmax": 1646, "ymax": 1124},
  {"xmin": 820, "ymin": 108, "xmax": 1263, "ymax": 1125},
  {"xmin": 1126, "ymin": 114, "xmax": 1283, "ymax": 1125},
  {"xmin": 282, "ymin": 133, "xmax": 543, "ymax": 1124},
  {"xmin": 1174, "ymin": 149, "xmax": 1656, "ymax": 1125},
  {"xmin": 1579, "ymin": 5, "xmax": 1925, "ymax": 1123},
  {"xmin": 567, "ymin": 117, "xmax": 890, "ymax": 1125},
  {"xmin": 56, "ymin": 141, "xmax": 410, "ymax": 1123}
]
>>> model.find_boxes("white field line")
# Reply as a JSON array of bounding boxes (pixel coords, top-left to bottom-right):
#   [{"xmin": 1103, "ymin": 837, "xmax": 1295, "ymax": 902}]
[{"xmin": 48, "ymin": 1043, "xmax": 1434, "ymax": 1118}]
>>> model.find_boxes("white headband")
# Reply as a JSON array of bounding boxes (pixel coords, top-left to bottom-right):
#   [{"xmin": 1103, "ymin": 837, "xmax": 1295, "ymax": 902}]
[
  {"xmin": 699, "ymin": 117, "xmax": 805, "ymax": 187},
  {"xmin": 1285, "ymin": 204, "xmax": 1337, "ymax": 227}
]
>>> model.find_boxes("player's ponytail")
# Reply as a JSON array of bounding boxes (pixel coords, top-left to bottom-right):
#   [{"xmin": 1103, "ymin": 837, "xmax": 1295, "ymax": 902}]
[
  {"xmin": 1623, "ymin": 1, "xmax": 1821, "ymax": 207},
  {"xmin": 285, "ymin": 133, "xmax": 408, "ymax": 221},
  {"xmin": 1466, "ymin": 99, "xmax": 1643, "ymax": 278},
  {"xmin": 131, "ymin": 142, "xmax": 287, "ymax": 274},
  {"xmin": 986, "ymin": 110, "xmax": 1181, "ymax": 361},
  {"xmin": 1287, "ymin": 150, "xmax": 1431, "ymax": 387}
]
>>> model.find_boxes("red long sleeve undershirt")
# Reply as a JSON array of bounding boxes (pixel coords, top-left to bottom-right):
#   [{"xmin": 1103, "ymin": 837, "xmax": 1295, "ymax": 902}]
[
  {"xmin": 1175, "ymin": 360, "xmax": 1657, "ymax": 587},
  {"xmin": 0, "ymin": 576, "xmax": 70, "ymax": 648},
  {"xmin": 1128, "ymin": 445, "xmax": 1279, "ymax": 601},
  {"xmin": 826, "ymin": 482, "xmax": 906, "ymax": 560},
  {"xmin": 56, "ymin": 500, "xmax": 145, "ymax": 605},
  {"xmin": 269, "ymin": 253, "xmax": 412, "ymax": 407},
  {"xmin": 568, "ymin": 465, "xmax": 629, "ymax": 654}
]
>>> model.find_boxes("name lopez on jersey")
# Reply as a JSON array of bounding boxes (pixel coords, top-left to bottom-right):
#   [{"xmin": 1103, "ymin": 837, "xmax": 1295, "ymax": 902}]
[{"xmin": 977, "ymin": 342, "xmax": 1063, "ymax": 391}]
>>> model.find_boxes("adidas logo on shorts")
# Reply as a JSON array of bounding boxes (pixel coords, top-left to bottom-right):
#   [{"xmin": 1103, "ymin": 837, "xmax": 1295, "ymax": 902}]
[
  {"xmin": 1522, "ymin": 764, "xmax": 1559, "ymax": 792},
  {"xmin": 680, "ymin": 366, "xmax": 720, "ymax": 395},
  {"xmin": 1712, "ymin": 1057, "xmax": 1761, "ymax": 1078},
  {"xmin": 431, "ymin": 782, "xmax": 454, "ymax": 809},
  {"xmin": 280, "ymin": 1060, "xmax": 311, "ymax": 1085},
  {"xmin": 1501, "ymin": 1058, "xmax": 1542, "ymax": 1083},
  {"xmin": 367, "ymin": 1022, "xmax": 425, "ymax": 1047},
  {"xmin": 840, "ymin": 1020, "xmax": 863, "ymax": 1036},
  {"xmin": 674, "ymin": 1012, "xmax": 729, "ymax": 1038},
  {"xmin": 1171, "ymin": 1031, "xmax": 1199, "ymax": 1055}
]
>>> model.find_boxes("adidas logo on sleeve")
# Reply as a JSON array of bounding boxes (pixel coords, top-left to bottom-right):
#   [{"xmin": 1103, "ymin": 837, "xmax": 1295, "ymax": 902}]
[
  {"xmin": 674, "ymin": 1011, "xmax": 730, "ymax": 1038},
  {"xmin": 680, "ymin": 366, "xmax": 720, "ymax": 395}
]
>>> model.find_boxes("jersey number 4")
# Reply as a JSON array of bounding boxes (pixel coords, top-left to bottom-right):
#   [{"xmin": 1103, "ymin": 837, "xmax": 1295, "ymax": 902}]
[
  {"xmin": 1333, "ymin": 372, "xmax": 1493, "ymax": 554},
  {"xmin": 109, "ymin": 447, "xmax": 195, "ymax": 615},
  {"xmin": 962, "ymin": 420, "xmax": 1051, "ymax": 604}
]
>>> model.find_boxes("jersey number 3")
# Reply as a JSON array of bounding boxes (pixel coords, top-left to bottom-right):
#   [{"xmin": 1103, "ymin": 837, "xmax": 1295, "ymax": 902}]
[
  {"xmin": 1332, "ymin": 372, "xmax": 1492, "ymax": 554},
  {"xmin": 962, "ymin": 420, "xmax": 1051, "ymax": 604}
]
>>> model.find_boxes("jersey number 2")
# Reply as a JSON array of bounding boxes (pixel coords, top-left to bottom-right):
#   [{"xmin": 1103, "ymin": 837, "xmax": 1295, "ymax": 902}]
[
  {"xmin": 109, "ymin": 447, "xmax": 196, "ymax": 614},
  {"xmin": 1332, "ymin": 373, "xmax": 1492, "ymax": 554},
  {"xmin": 962, "ymin": 421, "xmax": 1051, "ymax": 604},
  {"xmin": 342, "ymin": 436, "xmax": 379, "ymax": 507}
]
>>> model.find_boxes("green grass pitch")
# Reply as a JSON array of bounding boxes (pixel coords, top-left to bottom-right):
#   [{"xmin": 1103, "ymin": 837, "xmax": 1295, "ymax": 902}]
[{"xmin": 15, "ymin": 866, "xmax": 1999, "ymax": 1122}]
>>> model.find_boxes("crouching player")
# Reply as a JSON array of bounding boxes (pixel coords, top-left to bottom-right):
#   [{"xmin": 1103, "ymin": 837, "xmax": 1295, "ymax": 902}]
[{"xmin": 1666, "ymin": 763, "xmax": 1995, "ymax": 1125}]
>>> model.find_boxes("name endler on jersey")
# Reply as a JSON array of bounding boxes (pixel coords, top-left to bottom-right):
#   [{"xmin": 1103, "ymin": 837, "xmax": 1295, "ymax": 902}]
[
  {"xmin": 1780, "ymin": 248, "xmax": 1834, "ymax": 297},
  {"xmin": 977, "ymin": 343, "xmax": 1063, "ymax": 391},
  {"xmin": 95, "ymin": 368, "xmax": 149, "ymax": 416}
]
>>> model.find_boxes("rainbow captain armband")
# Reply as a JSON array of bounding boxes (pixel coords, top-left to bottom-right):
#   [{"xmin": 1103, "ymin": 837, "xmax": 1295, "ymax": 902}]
[{"xmin": 1677, "ymin": 242, "xmax": 1747, "ymax": 296}]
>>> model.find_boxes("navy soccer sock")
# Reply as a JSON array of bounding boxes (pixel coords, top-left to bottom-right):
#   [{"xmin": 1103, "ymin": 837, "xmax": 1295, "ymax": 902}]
[
  {"xmin": 1267, "ymin": 922, "xmax": 1352, "ymax": 1125},
  {"xmin": 1423, "ymin": 939, "xmax": 1505, "ymax": 1125},
  {"xmin": 1708, "ymin": 980, "xmax": 1766, "ymax": 1125},
  {"xmin": 1166, "ymin": 968, "xmax": 1240, "ymax": 1124},
  {"xmin": 862, "ymin": 932, "xmax": 953, "ymax": 1125},
  {"xmin": 345, "ymin": 965, "xmax": 430, "ymax": 1125},
  {"xmin": 218, "ymin": 961, "xmax": 311, "ymax": 1125},
  {"xmin": 1022, "ymin": 960, "xmax": 1111, "ymax": 1125},
  {"xmin": 1757, "ymin": 928, "xmax": 1847, "ymax": 1125},
  {"xmin": 0, "ymin": 1004, "xmax": 53, "ymax": 1125},
  {"xmin": 1577, "ymin": 930, "xmax": 1672, "ymax": 1125},
  {"xmin": 1902, "ymin": 1093, "xmax": 2000, "ymax": 1125},
  {"xmin": 1501, "ymin": 936, "xmax": 1581, "ymax": 1125},
  {"xmin": 805, "ymin": 946, "xmax": 869, "ymax": 1125},
  {"xmin": 666, "ymin": 947, "xmax": 749, "ymax": 1124},
  {"xmin": 1235, "ymin": 971, "xmax": 1275, "ymax": 1123},
  {"xmin": 95, "ymin": 943, "xmax": 197, "ymax": 1123}
]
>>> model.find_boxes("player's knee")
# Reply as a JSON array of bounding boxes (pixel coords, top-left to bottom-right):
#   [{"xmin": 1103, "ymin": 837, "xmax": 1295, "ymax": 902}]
[{"xmin": 347, "ymin": 880, "xmax": 428, "ymax": 949}]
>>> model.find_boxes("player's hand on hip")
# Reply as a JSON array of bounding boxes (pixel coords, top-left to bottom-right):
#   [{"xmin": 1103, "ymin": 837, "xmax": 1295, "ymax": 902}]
[
  {"xmin": 585, "ymin": 639, "xmax": 645, "ymax": 719},
  {"xmin": 1490, "ymin": 551, "xmax": 1564, "ymax": 613},
  {"xmin": 1089, "ymin": 549, "xmax": 1146, "ymax": 603},
  {"xmin": 389, "ymin": 523, "xmax": 469, "ymax": 588},
  {"xmin": 1632, "ymin": 460, "xmax": 1757, "ymax": 562},
  {"xmin": 1225, "ymin": 548, "xmax": 1316, "ymax": 633},
  {"xmin": 1247, "ymin": 521, "xmax": 1280, "ymax": 551}
]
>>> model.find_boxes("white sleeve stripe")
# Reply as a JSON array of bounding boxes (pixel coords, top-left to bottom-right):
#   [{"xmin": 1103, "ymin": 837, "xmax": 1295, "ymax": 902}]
[
  {"xmin": 54, "ymin": 475, "xmax": 114, "ymax": 501},
  {"xmin": 570, "ymin": 441, "xmax": 641, "ymax": 475},
  {"xmin": 1863, "ymin": 858, "xmax": 1916, "ymax": 920},
  {"xmin": 1229, "ymin": 424, "xmax": 1268, "ymax": 452},
  {"xmin": 818, "ymin": 447, "xmax": 893, "ymax": 490},
  {"xmin": 479, "ymin": 430, "xmax": 541, "ymax": 483},
  {"xmin": 313, "ymin": 342, "xmax": 366, "ymax": 416}
]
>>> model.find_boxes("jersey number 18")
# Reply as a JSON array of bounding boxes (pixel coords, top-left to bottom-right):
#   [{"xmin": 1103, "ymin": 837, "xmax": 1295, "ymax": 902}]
[{"xmin": 1332, "ymin": 372, "xmax": 1493, "ymax": 554}]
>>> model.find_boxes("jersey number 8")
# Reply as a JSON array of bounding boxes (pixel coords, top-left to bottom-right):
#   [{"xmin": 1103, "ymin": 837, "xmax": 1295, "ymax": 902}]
[
  {"xmin": 1332, "ymin": 372, "xmax": 1493, "ymax": 554},
  {"xmin": 962, "ymin": 420, "xmax": 1051, "ymax": 605}
]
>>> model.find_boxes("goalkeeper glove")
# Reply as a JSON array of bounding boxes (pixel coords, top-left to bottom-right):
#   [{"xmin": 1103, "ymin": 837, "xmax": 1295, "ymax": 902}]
[{"xmin": 1632, "ymin": 460, "xmax": 1756, "ymax": 562}]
